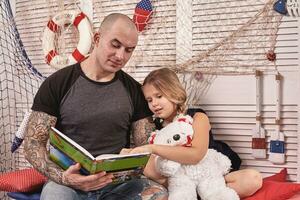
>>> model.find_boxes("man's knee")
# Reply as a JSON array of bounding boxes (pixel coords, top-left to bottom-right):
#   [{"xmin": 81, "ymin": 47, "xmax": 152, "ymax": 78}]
[
  {"xmin": 41, "ymin": 181, "xmax": 79, "ymax": 200},
  {"xmin": 140, "ymin": 179, "xmax": 168, "ymax": 200},
  {"xmin": 141, "ymin": 187, "xmax": 168, "ymax": 200}
]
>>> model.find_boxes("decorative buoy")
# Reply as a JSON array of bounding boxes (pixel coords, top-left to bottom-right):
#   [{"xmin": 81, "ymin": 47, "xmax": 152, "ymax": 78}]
[{"xmin": 42, "ymin": 10, "xmax": 93, "ymax": 69}]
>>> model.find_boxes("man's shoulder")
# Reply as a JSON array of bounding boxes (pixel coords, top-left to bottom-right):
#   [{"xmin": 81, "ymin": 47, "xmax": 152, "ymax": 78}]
[
  {"xmin": 48, "ymin": 64, "xmax": 78, "ymax": 79},
  {"xmin": 43, "ymin": 64, "xmax": 80, "ymax": 85},
  {"xmin": 116, "ymin": 70, "xmax": 141, "ymax": 87},
  {"xmin": 32, "ymin": 63, "xmax": 81, "ymax": 117}
]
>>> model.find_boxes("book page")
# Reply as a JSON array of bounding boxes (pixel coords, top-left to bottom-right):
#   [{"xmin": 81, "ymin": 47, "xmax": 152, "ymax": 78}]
[
  {"xmin": 51, "ymin": 127, "xmax": 95, "ymax": 160},
  {"xmin": 95, "ymin": 152, "xmax": 151, "ymax": 160}
]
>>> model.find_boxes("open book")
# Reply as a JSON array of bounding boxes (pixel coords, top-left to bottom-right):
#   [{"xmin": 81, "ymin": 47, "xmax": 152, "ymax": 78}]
[{"xmin": 49, "ymin": 127, "xmax": 150, "ymax": 183}]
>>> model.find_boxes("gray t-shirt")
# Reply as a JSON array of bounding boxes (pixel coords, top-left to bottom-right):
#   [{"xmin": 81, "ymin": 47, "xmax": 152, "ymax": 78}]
[{"xmin": 32, "ymin": 63, "xmax": 152, "ymax": 156}]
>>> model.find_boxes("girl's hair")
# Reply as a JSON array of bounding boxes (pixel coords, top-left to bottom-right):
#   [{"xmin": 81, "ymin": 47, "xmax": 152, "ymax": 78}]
[{"xmin": 143, "ymin": 67, "xmax": 187, "ymax": 113}]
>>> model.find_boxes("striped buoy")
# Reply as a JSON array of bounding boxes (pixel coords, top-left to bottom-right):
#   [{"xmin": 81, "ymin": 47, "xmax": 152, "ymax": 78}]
[{"xmin": 42, "ymin": 10, "xmax": 92, "ymax": 69}]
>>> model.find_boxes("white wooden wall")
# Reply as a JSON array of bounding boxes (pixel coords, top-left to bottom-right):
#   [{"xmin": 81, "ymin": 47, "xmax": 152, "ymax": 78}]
[
  {"xmin": 189, "ymin": 1, "xmax": 300, "ymax": 182},
  {"xmin": 13, "ymin": 0, "xmax": 300, "ymax": 181}
]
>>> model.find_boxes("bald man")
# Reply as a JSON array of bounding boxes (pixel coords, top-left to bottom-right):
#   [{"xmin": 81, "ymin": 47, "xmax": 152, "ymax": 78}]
[{"xmin": 24, "ymin": 13, "xmax": 168, "ymax": 200}]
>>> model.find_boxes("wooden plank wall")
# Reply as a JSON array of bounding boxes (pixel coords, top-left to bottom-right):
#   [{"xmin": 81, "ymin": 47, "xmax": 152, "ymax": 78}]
[{"xmin": 190, "ymin": 1, "xmax": 299, "ymax": 182}]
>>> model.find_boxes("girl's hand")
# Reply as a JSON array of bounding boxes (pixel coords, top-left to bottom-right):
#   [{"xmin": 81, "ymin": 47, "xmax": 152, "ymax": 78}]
[
  {"xmin": 120, "ymin": 148, "xmax": 133, "ymax": 154},
  {"xmin": 130, "ymin": 145, "xmax": 153, "ymax": 154}
]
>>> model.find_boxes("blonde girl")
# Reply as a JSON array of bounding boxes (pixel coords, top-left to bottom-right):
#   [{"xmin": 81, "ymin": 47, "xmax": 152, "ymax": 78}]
[{"xmin": 127, "ymin": 68, "xmax": 262, "ymax": 198}]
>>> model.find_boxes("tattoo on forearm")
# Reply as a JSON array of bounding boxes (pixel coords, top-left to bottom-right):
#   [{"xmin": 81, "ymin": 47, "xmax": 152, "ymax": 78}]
[
  {"xmin": 24, "ymin": 111, "xmax": 65, "ymax": 184},
  {"xmin": 132, "ymin": 117, "xmax": 155, "ymax": 146}
]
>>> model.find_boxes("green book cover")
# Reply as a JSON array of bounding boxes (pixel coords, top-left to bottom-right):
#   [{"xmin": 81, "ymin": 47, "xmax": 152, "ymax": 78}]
[{"xmin": 49, "ymin": 127, "xmax": 150, "ymax": 182}]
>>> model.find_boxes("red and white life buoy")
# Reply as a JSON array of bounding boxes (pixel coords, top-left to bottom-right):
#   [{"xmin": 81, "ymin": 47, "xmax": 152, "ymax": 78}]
[{"xmin": 42, "ymin": 10, "xmax": 92, "ymax": 69}]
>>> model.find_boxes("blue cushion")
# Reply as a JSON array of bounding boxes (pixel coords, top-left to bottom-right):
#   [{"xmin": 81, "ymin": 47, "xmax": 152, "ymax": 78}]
[{"xmin": 7, "ymin": 192, "xmax": 40, "ymax": 200}]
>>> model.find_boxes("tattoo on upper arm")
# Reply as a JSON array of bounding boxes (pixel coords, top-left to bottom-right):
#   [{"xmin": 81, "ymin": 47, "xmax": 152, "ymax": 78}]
[
  {"xmin": 24, "ymin": 111, "xmax": 65, "ymax": 184},
  {"xmin": 132, "ymin": 117, "xmax": 155, "ymax": 146}
]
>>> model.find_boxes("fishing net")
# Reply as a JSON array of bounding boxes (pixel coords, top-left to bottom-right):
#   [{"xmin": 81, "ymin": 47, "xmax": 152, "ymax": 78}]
[
  {"xmin": 0, "ymin": 0, "xmax": 44, "ymax": 198},
  {"xmin": 94, "ymin": 0, "xmax": 282, "ymax": 105}
]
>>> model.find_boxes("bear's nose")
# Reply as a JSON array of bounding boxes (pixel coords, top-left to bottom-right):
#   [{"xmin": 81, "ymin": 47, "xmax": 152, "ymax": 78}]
[{"xmin": 173, "ymin": 134, "xmax": 180, "ymax": 141}]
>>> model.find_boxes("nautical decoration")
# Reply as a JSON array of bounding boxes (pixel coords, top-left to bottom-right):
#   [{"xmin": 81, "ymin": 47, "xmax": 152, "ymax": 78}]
[
  {"xmin": 11, "ymin": 110, "xmax": 32, "ymax": 153},
  {"xmin": 273, "ymin": 0, "xmax": 288, "ymax": 15},
  {"xmin": 269, "ymin": 73, "xmax": 285, "ymax": 164},
  {"xmin": 287, "ymin": 0, "xmax": 300, "ymax": 17},
  {"xmin": 79, "ymin": 0, "xmax": 93, "ymax": 23},
  {"xmin": 42, "ymin": 10, "xmax": 93, "ymax": 69},
  {"xmin": 194, "ymin": 71, "xmax": 204, "ymax": 81},
  {"xmin": 133, "ymin": 0, "xmax": 153, "ymax": 32},
  {"xmin": 252, "ymin": 70, "xmax": 267, "ymax": 159},
  {"xmin": 266, "ymin": 50, "xmax": 276, "ymax": 61}
]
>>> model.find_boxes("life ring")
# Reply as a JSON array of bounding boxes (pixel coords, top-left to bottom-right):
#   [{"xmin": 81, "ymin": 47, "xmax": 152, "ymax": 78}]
[{"xmin": 42, "ymin": 10, "xmax": 93, "ymax": 69}]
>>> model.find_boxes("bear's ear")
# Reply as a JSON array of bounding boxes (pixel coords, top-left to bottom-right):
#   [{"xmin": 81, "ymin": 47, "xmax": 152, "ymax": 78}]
[
  {"xmin": 148, "ymin": 132, "xmax": 157, "ymax": 144},
  {"xmin": 176, "ymin": 115, "xmax": 193, "ymax": 125},
  {"xmin": 184, "ymin": 115, "xmax": 194, "ymax": 125}
]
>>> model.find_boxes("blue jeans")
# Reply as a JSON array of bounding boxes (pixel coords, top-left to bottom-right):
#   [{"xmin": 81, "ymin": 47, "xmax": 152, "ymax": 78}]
[{"xmin": 41, "ymin": 178, "xmax": 167, "ymax": 200}]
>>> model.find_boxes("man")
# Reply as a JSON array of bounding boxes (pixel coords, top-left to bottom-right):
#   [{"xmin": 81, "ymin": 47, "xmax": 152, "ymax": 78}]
[{"xmin": 24, "ymin": 13, "xmax": 167, "ymax": 200}]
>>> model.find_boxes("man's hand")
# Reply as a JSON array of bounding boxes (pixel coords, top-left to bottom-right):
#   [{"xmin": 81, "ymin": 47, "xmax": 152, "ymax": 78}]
[{"xmin": 62, "ymin": 163, "xmax": 114, "ymax": 192}]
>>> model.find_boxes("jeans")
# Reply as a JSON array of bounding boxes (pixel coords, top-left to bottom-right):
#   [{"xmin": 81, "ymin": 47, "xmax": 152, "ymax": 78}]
[{"xmin": 41, "ymin": 178, "xmax": 166, "ymax": 200}]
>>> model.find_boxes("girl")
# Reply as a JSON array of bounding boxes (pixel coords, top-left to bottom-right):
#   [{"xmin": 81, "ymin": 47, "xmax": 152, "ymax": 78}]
[{"xmin": 127, "ymin": 68, "xmax": 262, "ymax": 198}]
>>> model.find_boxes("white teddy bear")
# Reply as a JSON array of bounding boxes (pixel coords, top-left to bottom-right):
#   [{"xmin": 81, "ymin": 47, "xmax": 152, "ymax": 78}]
[{"xmin": 148, "ymin": 114, "xmax": 240, "ymax": 200}]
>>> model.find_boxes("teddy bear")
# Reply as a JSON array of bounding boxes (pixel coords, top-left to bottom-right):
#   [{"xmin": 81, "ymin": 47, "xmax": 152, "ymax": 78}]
[{"xmin": 148, "ymin": 114, "xmax": 240, "ymax": 200}]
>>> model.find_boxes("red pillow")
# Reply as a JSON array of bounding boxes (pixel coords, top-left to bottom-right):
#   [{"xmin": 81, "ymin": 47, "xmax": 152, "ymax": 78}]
[
  {"xmin": 263, "ymin": 168, "xmax": 287, "ymax": 182},
  {"xmin": 0, "ymin": 168, "xmax": 47, "ymax": 192},
  {"xmin": 243, "ymin": 181, "xmax": 300, "ymax": 200},
  {"xmin": 287, "ymin": 193, "xmax": 300, "ymax": 200}
]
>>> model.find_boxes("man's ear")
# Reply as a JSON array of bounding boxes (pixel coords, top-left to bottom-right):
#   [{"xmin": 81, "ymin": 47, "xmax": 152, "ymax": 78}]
[{"xmin": 94, "ymin": 32, "xmax": 100, "ymax": 44}]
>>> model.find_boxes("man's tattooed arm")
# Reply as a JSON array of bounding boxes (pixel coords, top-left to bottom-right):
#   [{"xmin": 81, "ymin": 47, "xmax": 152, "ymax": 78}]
[
  {"xmin": 131, "ymin": 117, "xmax": 155, "ymax": 146},
  {"xmin": 24, "ymin": 111, "xmax": 65, "ymax": 184}
]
